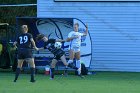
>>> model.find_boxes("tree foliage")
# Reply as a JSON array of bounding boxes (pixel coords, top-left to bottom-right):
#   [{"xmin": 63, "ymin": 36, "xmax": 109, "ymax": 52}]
[{"xmin": 0, "ymin": 0, "xmax": 37, "ymax": 25}]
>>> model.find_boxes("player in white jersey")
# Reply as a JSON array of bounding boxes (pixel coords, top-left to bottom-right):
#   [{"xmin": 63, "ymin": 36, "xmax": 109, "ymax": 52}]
[
  {"xmin": 68, "ymin": 30, "xmax": 84, "ymax": 52},
  {"xmin": 66, "ymin": 23, "xmax": 88, "ymax": 76}
]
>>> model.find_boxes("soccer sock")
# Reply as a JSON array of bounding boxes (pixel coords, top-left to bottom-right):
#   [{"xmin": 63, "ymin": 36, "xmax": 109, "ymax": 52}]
[
  {"xmin": 50, "ymin": 68, "xmax": 55, "ymax": 78},
  {"xmin": 30, "ymin": 67, "xmax": 35, "ymax": 81},
  {"xmin": 64, "ymin": 66, "xmax": 68, "ymax": 74},
  {"xmin": 14, "ymin": 68, "xmax": 20, "ymax": 81},
  {"xmin": 76, "ymin": 60, "xmax": 81, "ymax": 75}
]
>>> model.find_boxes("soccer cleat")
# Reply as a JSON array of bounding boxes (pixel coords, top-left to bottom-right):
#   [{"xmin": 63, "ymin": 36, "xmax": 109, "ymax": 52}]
[
  {"xmin": 50, "ymin": 77, "xmax": 54, "ymax": 80},
  {"xmin": 77, "ymin": 68, "xmax": 81, "ymax": 75},
  {"xmin": 64, "ymin": 72, "xmax": 68, "ymax": 77},
  {"xmin": 30, "ymin": 79, "xmax": 36, "ymax": 83},
  {"xmin": 64, "ymin": 70, "xmax": 68, "ymax": 76},
  {"xmin": 13, "ymin": 80, "xmax": 16, "ymax": 82},
  {"xmin": 78, "ymin": 75, "xmax": 85, "ymax": 78}
]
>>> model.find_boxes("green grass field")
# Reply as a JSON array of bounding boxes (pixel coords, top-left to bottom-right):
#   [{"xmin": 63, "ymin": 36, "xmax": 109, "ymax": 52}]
[{"xmin": 0, "ymin": 71, "xmax": 140, "ymax": 93}]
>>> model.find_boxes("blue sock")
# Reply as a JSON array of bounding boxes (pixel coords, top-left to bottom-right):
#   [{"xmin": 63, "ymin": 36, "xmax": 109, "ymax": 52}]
[
  {"xmin": 50, "ymin": 68, "xmax": 55, "ymax": 78},
  {"xmin": 30, "ymin": 68, "xmax": 35, "ymax": 81},
  {"xmin": 14, "ymin": 68, "xmax": 20, "ymax": 81}
]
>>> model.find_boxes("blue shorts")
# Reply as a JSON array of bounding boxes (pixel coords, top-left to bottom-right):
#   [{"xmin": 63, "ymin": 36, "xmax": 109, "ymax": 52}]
[
  {"xmin": 53, "ymin": 50, "xmax": 65, "ymax": 60},
  {"xmin": 18, "ymin": 48, "xmax": 33, "ymax": 59}
]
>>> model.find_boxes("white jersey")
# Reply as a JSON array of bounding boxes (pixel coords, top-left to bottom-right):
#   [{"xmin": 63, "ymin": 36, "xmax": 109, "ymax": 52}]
[{"xmin": 68, "ymin": 31, "xmax": 84, "ymax": 50}]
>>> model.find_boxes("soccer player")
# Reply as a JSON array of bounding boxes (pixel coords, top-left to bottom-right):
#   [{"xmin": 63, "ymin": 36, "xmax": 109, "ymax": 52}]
[
  {"xmin": 36, "ymin": 34, "xmax": 80, "ymax": 79},
  {"xmin": 66, "ymin": 23, "xmax": 88, "ymax": 76},
  {"xmin": 13, "ymin": 25, "xmax": 38, "ymax": 82}
]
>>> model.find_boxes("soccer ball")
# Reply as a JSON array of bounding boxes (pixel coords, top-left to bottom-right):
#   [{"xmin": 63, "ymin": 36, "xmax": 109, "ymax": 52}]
[{"xmin": 54, "ymin": 42, "xmax": 62, "ymax": 49}]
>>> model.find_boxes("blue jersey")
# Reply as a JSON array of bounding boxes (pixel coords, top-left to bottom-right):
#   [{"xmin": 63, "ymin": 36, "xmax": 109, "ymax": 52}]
[
  {"xmin": 44, "ymin": 39, "xmax": 64, "ymax": 55},
  {"xmin": 16, "ymin": 33, "xmax": 33, "ymax": 49},
  {"xmin": 44, "ymin": 39, "xmax": 65, "ymax": 60}
]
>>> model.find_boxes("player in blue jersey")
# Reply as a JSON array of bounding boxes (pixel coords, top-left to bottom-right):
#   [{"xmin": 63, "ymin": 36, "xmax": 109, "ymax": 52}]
[
  {"xmin": 13, "ymin": 25, "xmax": 38, "ymax": 82},
  {"xmin": 36, "ymin": 34, "xmax": 81, "ymax": 79}
]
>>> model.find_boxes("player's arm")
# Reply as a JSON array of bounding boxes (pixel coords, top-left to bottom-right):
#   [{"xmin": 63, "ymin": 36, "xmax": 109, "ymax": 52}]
[
  {"xmin": 38, "ymin": 47, "xmax": 45, "ymax": 50},
  {"xmin": 30, "ymin": 38, "xmax": 38, "ymax": 51},
  {"xmin": 83, "ymin": 24, "xmax": 88, "ymax": 36},
  {"xmin": 66, "ymin": 32, "xmax": 78, "ymax": 42},
  {"xmin": 66, "ymin": 36, "xmax": 78, "ymax": 42},
  {"xmin": 55, "ymin": 39, "xmax": 65, "ymax": 43},
  {"xmin": 13, "ymin": 41, "xmax": 18, "ymax": 48}
]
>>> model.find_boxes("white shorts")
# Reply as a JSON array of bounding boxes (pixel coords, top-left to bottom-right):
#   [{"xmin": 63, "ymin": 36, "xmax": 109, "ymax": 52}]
[{"xmin": 69, "ymin": 46, "xmax": 80, "ymax": 53}]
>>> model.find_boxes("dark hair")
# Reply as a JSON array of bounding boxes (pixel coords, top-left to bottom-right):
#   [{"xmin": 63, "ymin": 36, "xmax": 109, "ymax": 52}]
[{"xmin": 36, "ymin": 34, "xmax": 45, "ymax": 41}]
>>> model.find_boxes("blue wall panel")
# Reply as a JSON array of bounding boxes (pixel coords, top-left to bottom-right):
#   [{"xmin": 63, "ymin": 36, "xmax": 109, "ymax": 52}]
[{"xmin": 38, "ymin": 0, "xmax": 140, "ymax": 72}]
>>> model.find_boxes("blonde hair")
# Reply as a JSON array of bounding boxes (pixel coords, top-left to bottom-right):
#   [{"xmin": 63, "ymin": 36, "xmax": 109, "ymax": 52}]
[
  {"xmin": 21, "ymin": 25, "xmax": 28, "ymax": 28},
  {"xmin": 74, "ymin": 23, "xmax": 79, "ymax": 27}
]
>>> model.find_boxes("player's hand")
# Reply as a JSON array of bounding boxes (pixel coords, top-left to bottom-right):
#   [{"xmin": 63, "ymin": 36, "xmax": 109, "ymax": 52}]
[
  {"xmin": 34, "ymin": 47, "xmax": 39, "ymax": 51},
  {"xmin": 85, "ymin": 24, "xmax": 88, "ymax": 29},
  {"xmin": 39, "ymin": 47, "xmax": 44, "ymax": 50},
  {"xmin": 61, "ymin": 40, "xmax": 66, "ymax": 43},
  {"xmin": 56, "ymin": 39, "xmax": 65, "ymax": 43}
]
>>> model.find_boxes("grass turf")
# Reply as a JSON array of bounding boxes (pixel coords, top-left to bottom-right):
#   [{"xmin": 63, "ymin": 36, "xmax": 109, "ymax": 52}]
[{"xmin": 0, "ymin": 71, "xmax": 140, "ymax": 93}]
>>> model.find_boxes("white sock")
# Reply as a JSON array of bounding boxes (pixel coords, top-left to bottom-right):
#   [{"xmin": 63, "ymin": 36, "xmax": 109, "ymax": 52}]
[{"xmin": 76, "ymin": 60, "xmax": 81, "ymax": 75}]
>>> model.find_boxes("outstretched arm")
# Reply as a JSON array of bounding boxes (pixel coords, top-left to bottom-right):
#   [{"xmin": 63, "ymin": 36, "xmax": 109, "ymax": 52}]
[
  {"xmin": 56, "ymin": 39, "xmax": 66, "ymax": 43},
  {"xmin": 83, "ymin": 24, "xmax": 88, "ymax": 36},
  {"xmin": 31, "ymin": 38, "xmax": 38, "ymax": 51},
  {"xmin": 13, "ymin": 41, "xmax": 18, "ymax": 48},
  {"xmin": 65, "ymin": 36, "xmax": 79, "ymax": 42}
]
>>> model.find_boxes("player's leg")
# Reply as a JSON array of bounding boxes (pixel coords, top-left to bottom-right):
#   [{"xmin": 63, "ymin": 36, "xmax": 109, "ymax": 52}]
[
  {"xmin": 60, "ymin": 55, "xmax": 78, "ymax": 70},
  {"xmin": 60, "ymin": 55, "xmax": 69, "ymax": 76},
  {"xmin": 50, "ymin": 58, "xmax": 58, "ymax": 79},
  {"xmin": 75, "ymin": 51, "xmax": 81, "ymax": 75},
  {"xmin": 65, "ymin": 49, "xmax": 75, "ymax": 74},
  {"xmin": 14, "ymin": 59, "xmax": 24, "ymax": 82},
  {"xmin": 14, "ymin": 50, "xmax": 24, "ymax": 82},
  {"xmin": 75, "ymin": 51, "xmax": 84, "ymax": 78},
  {"xmin": 24, "ymin": 49, "xmax": 36, "ymax": 82},
  {"xmin": 68, "ymin": 49, "xmax": 75, "ymax": 64},
  {"xmin": 27, "ymin": 58, "xmax": 36, "ymax": 82},
  {"xmin": 75, "ymin": 47, "xmax": 84, "ymax": 78},
  {"xmin": 60, "ymin": 55, "xmax": 68, "ymax": 66}
]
